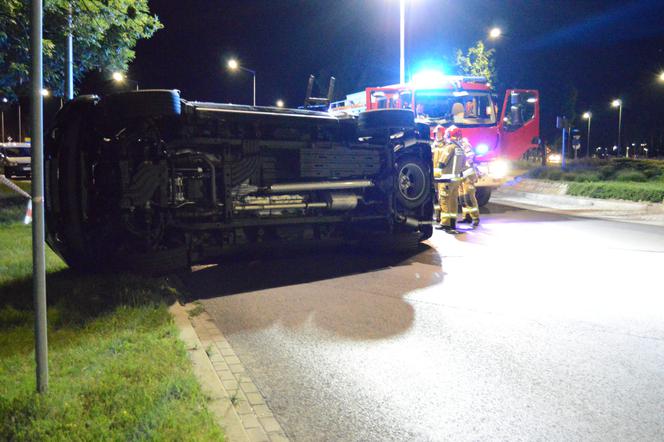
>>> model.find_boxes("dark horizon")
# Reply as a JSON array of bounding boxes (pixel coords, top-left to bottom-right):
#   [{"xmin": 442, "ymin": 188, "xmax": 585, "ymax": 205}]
[{"xmin": 4, "ymin": 0, "xmax": 664, "ymax": 154}]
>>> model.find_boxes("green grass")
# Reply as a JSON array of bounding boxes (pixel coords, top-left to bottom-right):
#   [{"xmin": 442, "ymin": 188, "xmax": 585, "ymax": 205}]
[
  {"xmin": 567, "ymin": 181, "xmax": 664, "ymax": 203},
  {"xmin": 526, "ymin": 158, "xmax": 664, "ymax": 203},
  {"xmin": 0, "ymin": 221, "xmax": 224, "ymax": 441}
]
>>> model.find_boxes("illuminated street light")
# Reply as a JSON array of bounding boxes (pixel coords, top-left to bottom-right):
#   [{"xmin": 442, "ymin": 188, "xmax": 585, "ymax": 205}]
[
  {"xmin": 582, "ymin": 112, "xmax": 592, "ymax": 158},
  {"xmin": 227, "ymin": 59, "xmax": 256, "ymax": 106},
  {"xmin": 275, "ymin": 99, "xmax": 285, "ymax": 108},
  {"xmin": 41, "ymin": 88, "xmax": 50, "ymax": 97},
  {"xmin": 489, "ymin": 27, "xmax": 502, "ymax": 39},
  {"xmin": 112, "ymin": 71, "xmax": 125, "ymax": 82},
  {"xmin": 611, "ymin": 99, "xmax": 623, "ymax": 157},
  {"xmin": 659, "ymin": 71, "xmax": 664, "ymax": 82}
]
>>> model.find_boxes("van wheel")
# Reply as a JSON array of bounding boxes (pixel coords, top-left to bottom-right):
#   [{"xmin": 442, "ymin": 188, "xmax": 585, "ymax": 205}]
[
  {"xmin": 475, "ymin": 187, "xmax": 492, "ymax": 207},
  {"xmin": 396, "ymin": 155, "xmax": 430, "ymax": 209}
]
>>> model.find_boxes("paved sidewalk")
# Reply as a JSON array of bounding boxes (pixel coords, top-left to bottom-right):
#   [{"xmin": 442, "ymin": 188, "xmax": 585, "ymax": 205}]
[{"xmin": 171, "ymin": 302, "xmax": 289, "ymax": 442}]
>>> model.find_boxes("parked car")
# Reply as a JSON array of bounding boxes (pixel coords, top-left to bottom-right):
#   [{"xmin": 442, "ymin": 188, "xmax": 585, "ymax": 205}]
[{"xmin": 0, "ymin": 143, "xmax": 31, "ymax": 179}]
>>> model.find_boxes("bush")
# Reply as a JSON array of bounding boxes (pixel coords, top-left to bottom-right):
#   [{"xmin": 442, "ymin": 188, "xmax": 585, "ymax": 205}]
[
  {"xmin": 615, "ymin": 170, "xmax": 647, "ymax": 182},
  {"xmin": 567, "ymin": 181, "xmax": 664, "ymax": 203},
  {"xmin": 544, "ymin": 169, "xmax": 563, "ymax": 180}
]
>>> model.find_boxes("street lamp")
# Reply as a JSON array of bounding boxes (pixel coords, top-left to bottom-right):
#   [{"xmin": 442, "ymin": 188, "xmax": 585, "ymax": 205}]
[
  {"xmin": 227, "ymin": 59, "xmax": 256, "ymax": 106},
  {"xmin": 275, "ymin": 99, "xmax": 284, "ymax": 108},
  {"xmin": 112, "ymin": 71, "xmax": 138, "ymax": 90},
  {"xmin": 611, "ymin": 99, "xmax": 623, "ymax": 157},
  {"xmin": 659, "ymin": 71, "xmax": 664, "ymax": 83},
  {"xmin": 489, "ymin": 27, "xmax": 502, "ymax": 39},
  {"xmin": 40, "ymin": 88, "xmax": 49, "ymax": 97},
  {"xmin": 582, "ymin": 111, "xmax": 592, "ymax": 158}
]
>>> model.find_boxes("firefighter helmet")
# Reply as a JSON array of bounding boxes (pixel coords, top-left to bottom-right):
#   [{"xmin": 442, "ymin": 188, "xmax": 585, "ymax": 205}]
[{"xmin": 444, "ymin": 125, "xmax": 462, "ymax": 141}]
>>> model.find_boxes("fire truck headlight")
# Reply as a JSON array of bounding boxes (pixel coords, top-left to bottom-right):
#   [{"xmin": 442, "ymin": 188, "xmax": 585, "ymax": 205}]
[
  {"xmin": 475, "ymin": 143, "xmax": 489, "ymax": 155},
  {"xmin": 489, "ymin": 160, "xmax": 509, "ymax": 179}
]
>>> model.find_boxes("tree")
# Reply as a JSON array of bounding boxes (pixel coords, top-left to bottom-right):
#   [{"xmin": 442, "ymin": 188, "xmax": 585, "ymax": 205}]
[
  {"xmin": 454, "ymin": 41, "xmax": 497, "ymax": 84},
  {"xmin": 0, "ymin": 0, "xmax": 162, "ymax": 100}
]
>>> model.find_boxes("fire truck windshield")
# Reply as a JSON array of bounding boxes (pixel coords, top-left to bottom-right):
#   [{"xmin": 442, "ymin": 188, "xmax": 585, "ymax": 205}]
[{"xmin": 414, "ymin": 91, "xmax": 497, "ymax": 126}]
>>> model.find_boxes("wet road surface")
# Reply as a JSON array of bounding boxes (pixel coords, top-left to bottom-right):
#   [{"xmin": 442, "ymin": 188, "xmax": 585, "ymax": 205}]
[{"xmin": 182, "ymin": 203, "xmax": 664, "ymax": 441}]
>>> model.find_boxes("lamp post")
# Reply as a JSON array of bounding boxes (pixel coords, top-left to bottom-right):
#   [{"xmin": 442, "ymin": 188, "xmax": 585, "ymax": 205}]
[
  {"xmin": 227, "ymin": 59, "xmax": 256, "ymax": 106},
  {"xmin": 1, "ymin": 97, "xmax": 7, "ymax": 143},
  {"xmin": 399, "ymin": 0, "xmax": 405, "ymax": 84},
  {"xmin": 611, "ymin": 99, "xmax": 622, "ymax": 157},
  {"xmin": 582, "ymin": 111, "xmax": 592, "ymax": 158}
]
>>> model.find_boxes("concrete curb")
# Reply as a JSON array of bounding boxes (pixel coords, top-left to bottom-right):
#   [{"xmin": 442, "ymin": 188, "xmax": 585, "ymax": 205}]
[
  {"xmin": 170, "ymin": 302, "xmax": 251, "ymax": 442},
  {"xmin": 171, "ymin": 302, "xmax": 289, "ymax": 442},
  {"xmin": 494, "ymin": 179, "xmax": 664, "ymax": 226}
]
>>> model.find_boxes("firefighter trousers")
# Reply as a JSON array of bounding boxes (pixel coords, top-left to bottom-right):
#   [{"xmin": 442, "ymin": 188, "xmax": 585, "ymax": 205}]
[
  {"xmin": 437, "ymin": 181, "xmax": 459, "ymax": 227},
  {"xmin": 460, "ymin": 179, "xmax": 480, "ymax": 222}
]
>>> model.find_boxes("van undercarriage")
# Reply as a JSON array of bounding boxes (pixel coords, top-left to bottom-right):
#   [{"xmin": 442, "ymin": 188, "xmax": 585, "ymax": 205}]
[{"xmin": 45, "ymin": 90, "xmax": 434, "ymax": 272}]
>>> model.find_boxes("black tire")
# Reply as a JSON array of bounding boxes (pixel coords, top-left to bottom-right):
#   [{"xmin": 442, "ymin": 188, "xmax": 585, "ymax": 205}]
[
  {"xmin": 361, "ymin": 232, "xmax": 422, "ymax": 254},
  {"xmin": 419, "ymin": 224, "xmax": 433, "ymax": 241},
  {"xmin": 475, "ymin": 187, "xmax": 492, "ymax": 207},
  {"xmin": 103, "ymin": 89, "xmax": 181, "ymax": 122},
  {"xmin": 396, "ymin": 155, "xmax": 431, "ymax": 209},
  {"xmin": 358, "ymin": 109, "xmax": 415, "ymax": 136}
]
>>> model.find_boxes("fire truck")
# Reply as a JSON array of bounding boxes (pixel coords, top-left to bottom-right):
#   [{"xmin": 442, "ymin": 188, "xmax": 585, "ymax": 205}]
[{"xmin": 329, "ymin": 74, "xmax": 540, "ymax": 206}]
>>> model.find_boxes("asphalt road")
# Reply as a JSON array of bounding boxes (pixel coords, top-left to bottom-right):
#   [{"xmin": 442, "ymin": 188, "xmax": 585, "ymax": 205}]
[{"xmin": 183, "ymin": 203, "xmax": 664, "ymax": 441}]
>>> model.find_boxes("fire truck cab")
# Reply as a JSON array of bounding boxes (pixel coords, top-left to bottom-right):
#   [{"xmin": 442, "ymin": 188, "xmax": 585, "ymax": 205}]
[{"xmin": 330, "ymin": 75, "xmax": 540, "ymax": 206}]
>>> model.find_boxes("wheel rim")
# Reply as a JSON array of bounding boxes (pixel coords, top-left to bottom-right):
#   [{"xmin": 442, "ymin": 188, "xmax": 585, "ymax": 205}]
[{"xmin": 398, "ymin": 163, "xmax": 426, "ymax": 202}]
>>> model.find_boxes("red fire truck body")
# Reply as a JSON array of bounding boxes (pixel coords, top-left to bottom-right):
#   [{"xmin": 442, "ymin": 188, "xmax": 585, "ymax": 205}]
[{"xmin": 330, "ymin": 75, "xmax": 540, "ymax": 205}]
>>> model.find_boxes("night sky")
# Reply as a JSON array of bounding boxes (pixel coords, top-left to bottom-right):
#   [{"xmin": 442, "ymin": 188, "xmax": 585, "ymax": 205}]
[{"xmin": 129, "ymin": 0, "xmax": 664, "ymax": 152}]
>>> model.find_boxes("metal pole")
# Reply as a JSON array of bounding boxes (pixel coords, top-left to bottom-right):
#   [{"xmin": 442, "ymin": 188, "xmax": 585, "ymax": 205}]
[
  {"xmin": 618, "ymin": 104, "xmax": 623, "ymax": 158},
  {"xmin": 586, "ymin": 116, "xmax": 591, "ymax": 158},
  {"xmin": 65, "ymin": 5, "xmax": 73, "ymax": 101},
  {"xmin": 561, "ymin": 125, "xmax": 567, "ymax": 169},
  {"xmin": 31, "ymin": 0, "xmax": 49, "ymax": 394},
  {"xmin": 399, "ymin": 0, "xmax": 405, "ymax": 84},
  {"xmin": 18, "ymin": 104, "xmax": 22, "ymax": 142},
  {"xmin": 1, "ymin": 111, "xmax": 4, "ymax": 142},
  {"xmin": 252, "ymin": 73, "xmax": 256, "ymax": 106}
]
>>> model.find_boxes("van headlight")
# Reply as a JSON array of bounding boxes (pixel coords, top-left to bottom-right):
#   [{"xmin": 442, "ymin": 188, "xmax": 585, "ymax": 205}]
[{"xmin": 489, "ymin": 160, "xmax": 509, "ymax": 179}]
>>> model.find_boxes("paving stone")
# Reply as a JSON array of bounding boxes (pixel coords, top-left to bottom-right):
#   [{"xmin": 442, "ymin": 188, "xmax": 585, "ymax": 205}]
[
  {"xmin": 259, "ymin": 416, "xmax": 282, "ymax": 433},
  {"xmin": 246, "ymin": 392, "xmax": 265, "ymax": 406},
  {"xmin": 216, "ymin": 370, "xmax": 235, "ymax": 381},
  {"xmin": 240, "ymin": 413, "xmax": 261, "ymax": 429},
  {"xmin": 229, "ymin": 364, "xmax": 245, "ymax": 374},
  {"xmin": 220, "ymin": 347, "xmax": 236, "ymax": 357},
  {"xmin": 240, "ymin": 381, "xmax": 258, "ymax": 394},
  {"xmin": 246, "ymin": 427, "xmax": 270, "ymax": 442},
  {"xmin": 221, "ymin": 379, "xmax": 238, "ymax": 391},
  {"xmin": 252, "ymin": 404, "xmax": 273, "ymax": 418},
  {"xmin": 225, "ymin": 355, "xmax": 241, "ymax": 365},
  {"xmin": 234, "ymin": 397, "xmax": 253, "ymax": 415},
  {"xmin": 269, "ymin": 433, "xmax": 289, "ymax": 442},
  {"xmin": 212, "ymin": 361, "xmax": 229, "ymax": 371}
]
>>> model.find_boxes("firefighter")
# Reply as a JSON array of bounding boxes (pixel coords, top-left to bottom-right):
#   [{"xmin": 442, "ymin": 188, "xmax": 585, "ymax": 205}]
[
  {"xmin": 432, "ymin": 125, "xmax": 465, "ymax": 232},
  {"xmin": 459, "ymin": 137, "xmax": 480, "ymax": 227}
]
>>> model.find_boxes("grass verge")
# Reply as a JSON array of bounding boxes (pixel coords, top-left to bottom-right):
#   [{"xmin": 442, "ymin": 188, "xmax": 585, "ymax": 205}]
[
  {"xmin": 525, "ymin": 159, "xmax": 664, "ymax": 203},
  {"xmin": 0, "ymin": 221, "xmax": 224, "ymax": 441},
  {"xmin": 566, "ymin": 181, "xmax": 664, "ymax": 203}
]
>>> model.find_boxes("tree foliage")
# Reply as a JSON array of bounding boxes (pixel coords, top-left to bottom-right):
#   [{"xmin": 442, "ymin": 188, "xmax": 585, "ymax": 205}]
[
  {"xmin": 0, "ymin": 0, "xmax": 162, "ymax": 100},
  {"xmin": 454, "ymin": 41, "xmax": 497, "ymax": 84}
]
